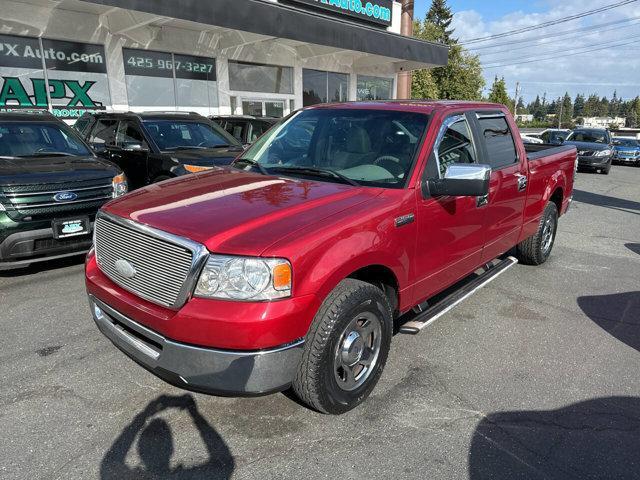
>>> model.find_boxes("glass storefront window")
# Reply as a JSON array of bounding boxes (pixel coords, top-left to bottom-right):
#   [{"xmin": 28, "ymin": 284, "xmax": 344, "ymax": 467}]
[
  {"xmin": 242, "ymin": 100, "xmax": 285, "ymax": 118},
  {"xmin": 303, "ymin": 69, "xmax": 348, "ymax": 106},
  {"xmin": 356, "ymin": 75, "xmax": 393, "ymax": 101},
  {"xmin": 0, "ymin": 34, "xmax": 111, "ymax": 119},
  {"xmin": 122, "ymin": 48, "xmax": 218, "ymax": 112},
  {"xmin": 242, "ymin": 101, "xmax": 263, "ymax": 116},
  {"xmin": 229, "ymin": 61, "xmax": 293, "ymax": 94},
  {"xmin": 265, "ymin": 101, "xmax": 284, "ymax": 118}
]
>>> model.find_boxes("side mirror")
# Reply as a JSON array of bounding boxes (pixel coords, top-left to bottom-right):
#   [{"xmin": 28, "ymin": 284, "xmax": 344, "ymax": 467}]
[
  {"xmin": 427, "ymin": 164, "xmax": 491, "ymax": 197},
  {"xmin": 122, "ymin": 143, "xmax": 149, "ymax": 152}
]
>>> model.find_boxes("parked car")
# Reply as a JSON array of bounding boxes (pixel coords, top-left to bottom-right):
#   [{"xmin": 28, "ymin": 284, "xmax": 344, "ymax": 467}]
[
  {"xmin": 0, "ymin": 110, "xmax": 125, "ymax": 271},
  {"xmin": 540, "ymin": 128, "xmax": 571, "ymax": 145},
  {"xmin": 86, "ymin": 101, "xmax": 576, "ymax": 414},
  {"xmin": 612, "ymin": 137, "xmax": 640, "ymax": 166},
  {"xmin": 563, "ymin": 128, "xmax": 613, "ymax": 174},
  {"xmin": 211, "ymin": 115, "xmax": 279, "ymax": 146},
  {"xmin": 74, "ymin": 111, "xmax": 244, "ymax": 190},
  {"xmin": 521, "ymin": 134, "xmax": 543, "ymax": 144}
]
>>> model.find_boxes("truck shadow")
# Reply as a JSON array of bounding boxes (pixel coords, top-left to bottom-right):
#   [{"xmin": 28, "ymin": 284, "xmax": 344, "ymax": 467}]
[
  {"xmin": 572, "ymin": 189, "xmax": 640, "ymax": 215},
  {"xmin": 577, "ymin": 292, "xmax": 640, "ymax": 353},
  {"xmin": 100, "ymin": 394, "xmax": 235, "ymax": 480},
  {"xmin": 468, "ymin": 396, "xmax": 640, "ymax": 480}
]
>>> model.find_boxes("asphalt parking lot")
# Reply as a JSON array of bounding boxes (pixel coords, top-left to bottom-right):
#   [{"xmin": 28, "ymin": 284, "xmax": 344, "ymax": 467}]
[{"xmin": 1, "ymin": 165, "xmax": 639, "ymax": 480}]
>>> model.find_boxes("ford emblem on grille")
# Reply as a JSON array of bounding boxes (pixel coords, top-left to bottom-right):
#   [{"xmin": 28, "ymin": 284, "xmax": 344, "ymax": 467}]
[
  {"xmin": 114, "ymin": 259, "xmax": 137, "ymax": 279},
  {"xmin": 53, "ymin": 191, "xmax": 78, "ymax": 202}
]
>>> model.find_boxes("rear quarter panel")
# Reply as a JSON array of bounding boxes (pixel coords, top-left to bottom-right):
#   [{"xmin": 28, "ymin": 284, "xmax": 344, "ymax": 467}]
[{"xmin": 520, "ymin": 146, "xmax": 576, "ymax": 242}]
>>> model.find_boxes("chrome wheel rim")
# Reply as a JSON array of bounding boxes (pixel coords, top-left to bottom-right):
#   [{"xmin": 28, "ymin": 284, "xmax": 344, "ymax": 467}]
[
  {"xmin": 333, "ymin": 311, "xmax": 382, "ymax": 392},
  {"xmin": 541, "ymin": 216, "xmax": 555, "ymax": 254}
]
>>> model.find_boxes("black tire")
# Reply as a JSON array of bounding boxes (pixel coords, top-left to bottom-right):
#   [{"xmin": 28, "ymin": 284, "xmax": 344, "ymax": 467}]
[
  {"xmin": 515, "ymin": 202, "xmax": 558, "ymax": 266},
  {"xmin": 292, "ymin": 279, "xmax": 393, "ymax": 414},
  {"xmin": 601, "ymin": 165, "xmax": 611, "ymax": 175}
]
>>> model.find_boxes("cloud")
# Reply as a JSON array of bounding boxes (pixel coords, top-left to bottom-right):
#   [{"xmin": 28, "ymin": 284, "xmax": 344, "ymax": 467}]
[{"xmin": 450, "ymin": 0, "xmax": 640, "ymax": 102}]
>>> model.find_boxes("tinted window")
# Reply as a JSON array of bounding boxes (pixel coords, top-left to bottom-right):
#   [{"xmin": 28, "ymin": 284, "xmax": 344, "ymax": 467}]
[
  {"xmin": 89, "ymin": 118, "xmax": 117, "ymax": 145},
  {"xmin": 73, "ymin": 116, "xmax": 92, "ymax": 136},
  {"xmin": 436, "ymin": 117, "xmax": 476, "ymax": 177},
  {"xmin": 143, "ymin": 120, "xmax": 236, "ymax": 150},
  {"xmin": 116, "ymin": 121, "xmax": 147, "ymax": 148},
  {"xmin": 479, "ymin": 116, "xmax": 517, "ymax": 169},
  {"xmin": 0, "ymin": 122, "xmax": 91, "ymax": 157},
  {"xmin": 237, "ymin": 109, "xmax": 429, "ymax": 188}
]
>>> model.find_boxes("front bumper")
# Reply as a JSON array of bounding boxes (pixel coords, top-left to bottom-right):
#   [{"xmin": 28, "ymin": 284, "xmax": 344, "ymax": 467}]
[
  {"xmin": 613, "ymin": 154, "xmax": 639, "ymax": 164},
  {"xmin": 89, "ymin": 295, "xmax": 305, "ymax": 396},
  {"xmin": 578, "ymin": 155, "xmax": 611, "ymax": 168},
  {"xmin": 0, "ymin": 221, "xmax": 92, "ymax": 269}
]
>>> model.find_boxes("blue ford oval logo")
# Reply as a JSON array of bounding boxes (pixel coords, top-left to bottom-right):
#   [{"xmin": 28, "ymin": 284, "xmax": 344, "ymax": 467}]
[
  {"xmin": 53, "ymin": 191, "xmax": 78, "ymax": 202},
  {"xmin": 114, "ymin": 259, "xmax": 136, "ymax": 279}
]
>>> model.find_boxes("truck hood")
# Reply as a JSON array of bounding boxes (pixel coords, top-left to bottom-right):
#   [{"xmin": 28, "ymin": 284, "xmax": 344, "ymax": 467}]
[
  {"xmin": 104, "ymin": 168, "xmax": 381, "ymax": 255},
  {"xmin": 0, "ymin": 155, "xmax": 118, "ymax": 186},
  {"xmin": 563, "ymin": 141, "xmax": 610, "ymax": 151},
  {"xmin": 166, "ymin": 146, "xmax": 244, "ymax": 166}
]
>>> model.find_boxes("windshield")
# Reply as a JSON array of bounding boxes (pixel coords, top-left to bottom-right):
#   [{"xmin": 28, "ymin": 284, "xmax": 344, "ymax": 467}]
[
  {"xmin": 614, "ymin": 138, "xmax": 639, "ymax": 147},
  {"xmin": 235, "ymin": 109, "xmax": 429, "ymax": 188},
  {"xmin": 143, "ymin": 120, "xmax": 240, "ymax": 150},
  {"xmin": 0, "ymin": 122, "xmax": 91, "ymax": 158},
  {"xmin": 566, "ymin": 130, "xmax": 608, "ymax": 144}
]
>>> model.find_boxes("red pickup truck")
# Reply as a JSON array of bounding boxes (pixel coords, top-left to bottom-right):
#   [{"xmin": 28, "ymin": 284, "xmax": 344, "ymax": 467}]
[{"xmin": 86, "ymin": 101, "xmax": 576, "ymax": 414}]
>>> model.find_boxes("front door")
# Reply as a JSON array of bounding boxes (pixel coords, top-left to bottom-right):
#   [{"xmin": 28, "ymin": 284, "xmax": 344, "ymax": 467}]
[
  {"xmin": 473, "ymin": 111, "xmax": 528, "ymax": 262},
  {"xmin": 112, "ymin": 120, "xmax": 150, "ymax": 189},
  {"xmin": 412, "ymin": 112, "xmax": 488, "ymax": 304}
]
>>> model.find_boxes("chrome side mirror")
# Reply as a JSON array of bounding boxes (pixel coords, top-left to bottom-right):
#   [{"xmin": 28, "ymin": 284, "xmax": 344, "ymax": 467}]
[{"xmin": 428, "ymin": 163, "xmax": 491, "ymax": 197}]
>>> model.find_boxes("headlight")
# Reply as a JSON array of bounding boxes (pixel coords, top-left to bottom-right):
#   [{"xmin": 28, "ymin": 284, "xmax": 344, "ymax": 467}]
[
  {"xmin": 195, "ymin": 255, "xmax": 292, "ymax": 300},
  {"xmin": 112, "ymin": 173, "xmax": 128, "ymax": 198},
  {"xmin": 594, "ymin": 150, "xmax": 612, "ymax": 157},
  {"xmin": 184, "ymin": 164, "xmax": 214, "ymax": 173}
]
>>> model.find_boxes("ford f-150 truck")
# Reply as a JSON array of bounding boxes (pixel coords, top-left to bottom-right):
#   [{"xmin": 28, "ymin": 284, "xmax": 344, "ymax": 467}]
[{"xmin": 86, "ymin": 101, "xmax": 576, "ymax": 414}]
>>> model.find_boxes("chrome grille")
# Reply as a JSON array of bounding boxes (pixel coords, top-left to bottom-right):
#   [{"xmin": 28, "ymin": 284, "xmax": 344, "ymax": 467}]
[{"xmin": 94, "ymin": 216, "xmax": 197, "ymax": 308}]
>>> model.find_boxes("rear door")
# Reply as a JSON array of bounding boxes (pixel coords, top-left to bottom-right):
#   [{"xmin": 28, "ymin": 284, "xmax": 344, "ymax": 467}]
[
  {"xmin": 87, "ymin": 117, "xmax": 118, "ymax": 158},
  {"xmin": 112, "ymin": 119, "xmax": 151, "ymax": 189},
  {"xmin": 473, "ymin": 111, "xmax": 528, "ymax": 262},
  {"xmin": 412, "ymin": 112, "xmax": 488, "ymax": 303}
]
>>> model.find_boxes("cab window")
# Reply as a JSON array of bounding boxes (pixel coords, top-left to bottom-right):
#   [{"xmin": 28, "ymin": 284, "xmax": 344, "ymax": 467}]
[
  {"xmin": 478, "ymin": 115, "xmax": 518, "ymax": 169},
  {"xmin": 435, "ymin": 116, "xmax": 477, "ymax": 177}
]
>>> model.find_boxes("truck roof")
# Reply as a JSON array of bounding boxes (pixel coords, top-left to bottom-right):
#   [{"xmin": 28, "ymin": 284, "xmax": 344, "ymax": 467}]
[
  {"xmin": 0, "ymin": 110, "xmax": 60, "ymax": 122},
  {"xmin": 306, "ymin": 100, "xmax": 507, "ymax": 114}
]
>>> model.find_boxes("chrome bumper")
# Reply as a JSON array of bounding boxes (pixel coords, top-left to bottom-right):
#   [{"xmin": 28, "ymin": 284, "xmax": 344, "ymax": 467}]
[{"xmin": 89, "ymin": 295, "xmax": 304, "ymax": 396}]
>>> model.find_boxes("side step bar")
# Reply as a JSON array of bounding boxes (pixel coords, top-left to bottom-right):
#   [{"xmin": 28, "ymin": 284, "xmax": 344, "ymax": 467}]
[{"xmin": 399, "ymin": 256, "xmax": 519, "ymax": 335}]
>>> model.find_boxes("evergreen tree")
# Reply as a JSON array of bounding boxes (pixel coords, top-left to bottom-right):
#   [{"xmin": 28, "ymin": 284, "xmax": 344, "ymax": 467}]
[
  {"xmin": 559, "ymin": 92, "xmax": 573, "ymax": 127},
  {"xmin": 426, "ymin": 0, "xmax": 455, "ymax": 44},
  {"xmin": 411, "ymin": 1, "xmax": 484, "ymax": 101},
  {"xmin": 516, "ymin": 97, "xmax": 527, "ymax": 114},
  {"xmin": 597, "ymin": 96, "xmax": 609, "ymax": 117},
  {"xmin": 487, "ymin": 76, "xmax": 512, "ymax": 109},
  {"xmin": 573, "ymin": 94, "xmax": 585, "ymax": 117}
]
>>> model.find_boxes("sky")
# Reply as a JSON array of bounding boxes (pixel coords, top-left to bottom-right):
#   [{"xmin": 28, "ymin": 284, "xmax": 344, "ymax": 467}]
[{"xmin": 413, "ymin": 0, "xmax": 640, "ymax": 104}]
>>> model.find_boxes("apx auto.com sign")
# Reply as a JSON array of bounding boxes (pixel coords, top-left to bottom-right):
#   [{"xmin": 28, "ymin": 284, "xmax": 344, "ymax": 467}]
[{"xmin": 285, "ymin": 0, "xmax": 393, "ymax": 27}]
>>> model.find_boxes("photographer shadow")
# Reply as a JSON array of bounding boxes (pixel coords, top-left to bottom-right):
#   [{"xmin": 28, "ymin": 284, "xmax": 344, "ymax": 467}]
[{"xmin": 100, "ymin": 394, "xmax": 235, "ymax": 480}]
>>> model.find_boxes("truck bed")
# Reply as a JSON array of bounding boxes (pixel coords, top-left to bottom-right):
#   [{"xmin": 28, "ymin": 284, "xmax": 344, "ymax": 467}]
[{"xmin": 524, "ymin": 143, "xmax": 576, "ymax": 161}]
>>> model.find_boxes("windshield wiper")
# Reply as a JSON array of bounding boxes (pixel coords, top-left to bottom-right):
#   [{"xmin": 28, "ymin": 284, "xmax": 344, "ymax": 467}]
[
  {"xmin": 19, "ymin": 152, "xmax": 77, "ymax": 157},
  {"xmin": 164, "ymin": 146, "xmax": 208, "ymax": 151},
  {"xmin": 234, "ymin": 158, "xmax": 270, "ymax": 176},
  {"xmin": 270, "ymin": 166, "xmax": 360, "ymax": 186}
]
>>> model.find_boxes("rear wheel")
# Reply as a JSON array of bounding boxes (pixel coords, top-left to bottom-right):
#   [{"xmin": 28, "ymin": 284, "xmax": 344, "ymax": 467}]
[
  {"xmin": 516, "ymin": 202, "xmax": 558, "ymax": 266},
  {"xmin": 292, "ymin": 279, "xmax": 393, "ymax": 414}
]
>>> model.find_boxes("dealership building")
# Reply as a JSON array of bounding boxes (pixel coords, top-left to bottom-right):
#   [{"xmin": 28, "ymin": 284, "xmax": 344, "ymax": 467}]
[{"xmin": 1, "ymin": 0, "xmax": 448, "ymax": 120}]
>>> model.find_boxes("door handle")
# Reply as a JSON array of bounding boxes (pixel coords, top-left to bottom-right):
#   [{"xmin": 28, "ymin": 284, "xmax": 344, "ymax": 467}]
[
  {"xmin": 477, "ymin": 194, "xmax": 489, "ymax": 207},
  {"xmin": 515, "ymin": 174, "xmax": 528, "ymax": 191}
]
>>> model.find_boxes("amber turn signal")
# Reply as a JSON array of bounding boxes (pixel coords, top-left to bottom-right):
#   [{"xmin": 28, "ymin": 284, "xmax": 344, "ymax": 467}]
[{"xmin": 272, "ymin": 263, "xmax": 292, "ymax": 291}]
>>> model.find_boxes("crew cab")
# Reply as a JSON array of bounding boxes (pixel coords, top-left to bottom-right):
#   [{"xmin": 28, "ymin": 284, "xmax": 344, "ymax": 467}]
[
  {"xmin": 74, "ymin": 111, "xmax": 243, "ymax": 190},
  {"xmin": 0, "ymin": 110, "xmax": 126, "ymax": 271},
  {"xmin": 86, "ymin": 101, "xmax": 576, "ymax": 414}
]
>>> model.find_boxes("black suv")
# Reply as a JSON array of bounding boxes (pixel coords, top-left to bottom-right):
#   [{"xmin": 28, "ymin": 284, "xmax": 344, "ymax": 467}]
[
  {"xmin": 212, "ymin": 115, "xmax": 278, "ymax": 146},
  {"xmin": 0, "ymin": 111, "xmax": 125, "ymax": 270},
  {"xmin": 75, "ymin": 112, "xmax": 244, "ymax": 190}
]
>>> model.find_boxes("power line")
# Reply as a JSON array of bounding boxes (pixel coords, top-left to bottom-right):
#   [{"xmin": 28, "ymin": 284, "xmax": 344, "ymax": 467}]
[
  {"xmin": 483, "ymin": 37, "xmax": 640, "ymax": 69},
  {"xmin": 469, "ymin": 15, "xmax": 640, "ymax": 52},
  {"xmin": 461, "ymin": 0, "xmax": 638, "ymax": 45}
]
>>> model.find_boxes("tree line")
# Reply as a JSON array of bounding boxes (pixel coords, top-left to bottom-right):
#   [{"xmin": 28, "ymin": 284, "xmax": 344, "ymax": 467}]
[{"xmin": 412, "ymin": 0, "xmax": 640, "ymax": 129}]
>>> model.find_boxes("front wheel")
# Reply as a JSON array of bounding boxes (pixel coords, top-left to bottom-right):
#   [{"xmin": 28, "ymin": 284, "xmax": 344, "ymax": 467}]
[
  {"xmin": 516, "ymin": 202, "xmax": 558, "ymax": 266},
  {"xmin": 292, "ymin": 279, "xmax": 393, "ymax": 414}
]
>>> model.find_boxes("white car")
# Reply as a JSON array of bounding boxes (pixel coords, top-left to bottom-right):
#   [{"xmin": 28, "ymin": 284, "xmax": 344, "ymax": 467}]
[{"xmin": 521, "ymin": 134, "xmax": 544, "ymax": 144}]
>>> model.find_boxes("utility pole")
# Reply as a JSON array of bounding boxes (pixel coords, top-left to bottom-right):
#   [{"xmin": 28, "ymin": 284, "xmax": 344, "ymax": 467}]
[{"xmin": 513, "ymin": 82, "xmax": 520, "ymax": 118}]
